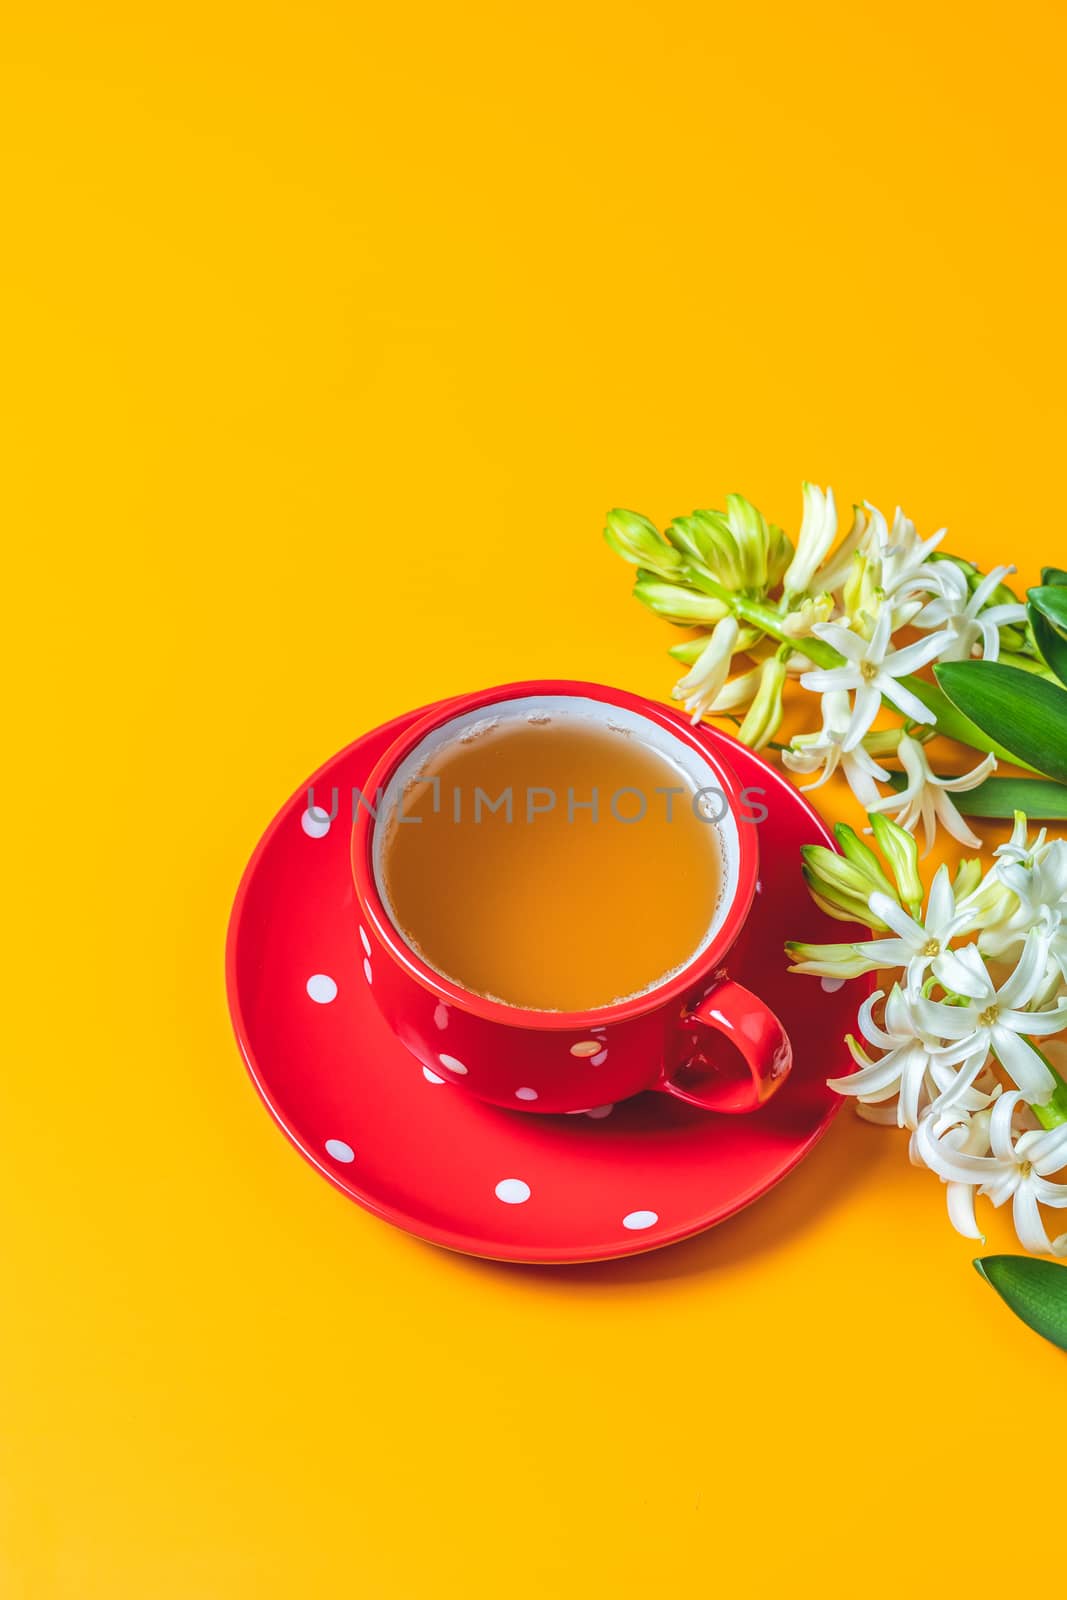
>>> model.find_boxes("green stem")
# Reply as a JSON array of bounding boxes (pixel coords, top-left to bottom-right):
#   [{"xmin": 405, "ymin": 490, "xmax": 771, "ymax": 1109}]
[
  {"xmin": 682, "ymin": 569, "xmax": 843, "ymax": 668},
  {"xmin": 1029, "ymin": 1047, "xmax": 1067, "ymax": 1131}
]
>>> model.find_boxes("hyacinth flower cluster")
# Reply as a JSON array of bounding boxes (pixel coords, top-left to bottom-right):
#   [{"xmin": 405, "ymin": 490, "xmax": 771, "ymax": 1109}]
[
  {"xmin": 604, "ymin": 484, "xmax": 1049, "ymax": 847},
  {"xmin": 786, "ymin": 813, "xmax": 1067, "ymax": 1255}
]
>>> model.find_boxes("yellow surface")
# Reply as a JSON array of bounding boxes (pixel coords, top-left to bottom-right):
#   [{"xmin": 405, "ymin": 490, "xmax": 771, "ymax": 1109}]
[{"xmin": 3, "ymin": 4, "xmax": 1065, "ymax": 1596}]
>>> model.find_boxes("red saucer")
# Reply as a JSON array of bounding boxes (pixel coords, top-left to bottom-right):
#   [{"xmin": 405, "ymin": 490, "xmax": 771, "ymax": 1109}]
[{"xmin": 226, "ymin": 696, "xmax": 867, "ymax": 1263}]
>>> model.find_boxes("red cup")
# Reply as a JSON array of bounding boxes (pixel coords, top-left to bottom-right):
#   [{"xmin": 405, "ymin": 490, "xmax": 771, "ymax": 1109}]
[{"xmin": 350, "ymin": 681, "xmax": 791, "ymax": 1115}]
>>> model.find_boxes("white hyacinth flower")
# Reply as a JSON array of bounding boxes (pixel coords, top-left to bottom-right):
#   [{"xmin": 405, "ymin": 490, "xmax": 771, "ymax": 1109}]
[
  {"xmin": 828, "ymin": 984, "xmax": 998, "ymax": 1129},
  {"xmin": 912, "ymin": 563, "xmax": 1028, "ymax": 661},
  {"xmin": 781, "ymin": 688, "xmax": 890, "ymax": 808},
  {"xmin": 978, "ymin": 818, "xmax": 1059, "ymax": 957},
  {"xmin": 671, "ymin": 615, "xmax": 739, "ymax": 724},
  {"xmin": 916, "ymin": 934, "xmax": 1066, "ymax": 1105},
  {"xmin": 782, "ymin": 482, "xmax": 837, "ymax": 598},
  {"xmin": 996, "ymin": 837, "xmax": 1067, "ymax": 922},
  {"xmin": 912, "ymin": 1092, "xmax": 1067, "ymax": 1255},
  {"xmin": 866, "ymin": 734, "xmax": 996, "ymax": 853},
  {"xmin": 801, "ymin": 608, "xmax": 954, "ymax": 751},
  {"xmin": 995, "ymin": 813, "xmax": 1050, "ymax": 873},
  {"xmin": 861, "ymin": 504, "xmax": 960, "ymax": 600},
  {"xmin": 864, "ymin": 864, "xmax": 980, "ymax": 993}
]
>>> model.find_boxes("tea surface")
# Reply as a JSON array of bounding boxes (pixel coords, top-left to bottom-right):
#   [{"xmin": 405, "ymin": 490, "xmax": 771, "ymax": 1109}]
[{"xmin": 378, "ymin": 715, "xmax": 724, "ymax": 1010}]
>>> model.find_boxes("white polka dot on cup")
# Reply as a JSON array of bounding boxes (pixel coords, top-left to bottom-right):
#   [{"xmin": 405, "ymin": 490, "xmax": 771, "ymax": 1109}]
[
  {"xmin": 515, "ymin": 1087, "xmax": 539, "ymax": 1102},
  {"xmin": 495, "ymin": 1178, "xmax": 531, "ymax": 1204},
  {"xmin": 325, "ymin": 1138, "xmax": 354, "ymax": 1163},
  {"xmin": 359, "ymin": 925, "xmax": 371, "ymax": 957},
  {"xmin": 622, "ymin": 1209, "xmax": 658, "ymax": 1230},
  {"xmin": 586, "ymin": 1103, "xmax": 613, "ymax": 1119},
  {"xmin": 363, "ymin": 957, "xmax": 373, "ymax": 985},
  {"xmin": 438, "ymin": 1053, "xmax": 468, "ymax": 1076},
  {"xmin": 422, "ymin": 1066, "xmax": 445, "ymax": 1084},
  {"xmin": 301, "ymin": 805, "xmax": 331, "ymax": 839},
  {"xmin": 306, "ymin": 974, "xmax": 337, "ymax": 1004},
  {"xmin": 820, "ymin": 976, "xmax": 845, "ymax": 993},
  {"xmin": 433, "ymin": 1003, "xmax": 449, "ymax": 1031},
  {"xmin": 570, "ymin": 1040, "xmax": 601, "ymax": 1058}
]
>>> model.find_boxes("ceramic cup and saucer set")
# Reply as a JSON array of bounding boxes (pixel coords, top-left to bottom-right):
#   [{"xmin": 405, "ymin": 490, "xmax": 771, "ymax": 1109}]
[{"xmin": 226, "ymin": 680, "xmax": 868, "ymax": 1263}]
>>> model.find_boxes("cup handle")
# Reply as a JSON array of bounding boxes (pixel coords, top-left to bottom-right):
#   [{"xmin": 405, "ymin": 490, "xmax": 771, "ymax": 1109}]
[{"xmin": 657, "ymin": 975, "xmax": 792, "ymax": 1114}]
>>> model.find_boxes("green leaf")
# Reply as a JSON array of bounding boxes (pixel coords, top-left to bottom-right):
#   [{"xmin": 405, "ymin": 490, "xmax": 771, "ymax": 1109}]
[
  {"xmin": 1028, "ymin": 597, "xmax": 1067, "ymax": 691},
  {"xmin": 974, "ymin": 1256, "xmax": 1067, "ymax": 1352},
  {"xmin": 1041, "ymin": 566, "xmax": 1067, "ymax": 587},
  {"xmin": 935, "ymin": 661, "xmax": 1067, "ymax": 783},
  {"xmin": 897, "ymin": 674, "xmax": 1038, "ymax": 772},
  {"xmin": 886, "ymin": 771, "xmax": 1067, "ymax": 819},
  {"xmin": 1029, "ymin": 584, "xmax": 1067, "ymax": 631}
]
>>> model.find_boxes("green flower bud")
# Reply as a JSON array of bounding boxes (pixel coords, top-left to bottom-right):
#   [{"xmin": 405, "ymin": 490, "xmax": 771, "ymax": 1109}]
[
  {"xmin": 806, "ymin": 886, "xmax": 891, "ymax": 932},
  {"xmin": 952, "ymin": 858, "xmax": 984, "ymax": 900},
  {"xmin": 604, "ymin": 510, "xmax": 683, "ymax": 580},
  {"xmin": 668, "ymin": 632, "xmax": 714, "ymax": 666},
  {"xmin": 765, "ymin": 523, "xmax": 795, "ymax": 588},
  {"xmin": 801, "ymin": 844, "xmax": 892, "ymax": 930},
  {"xmin": 834, "ymin": 823, "xmax": 898, "ymax": 902},
  {"xmin": 669, "ymin": 625, "xmax": 759, "ymax": 664},
  {"xmin": 737, "ymin": 656, "xmax": 787, "ymax": 749},
  {"xmin": 869, "ymin": 814, "xmax": 923, "ymax": 914},
  {"xmin": 667, "ymin": 510, "xmax": 747, "ymax": 590},
  {"xmin": 725, "ymin": 493, "xmax": 771, "ymax": 590},
  {"xmin": 632, "ymin": 575, "xmax": 730, "ymax": 626},
  {"xmin": 784, "ymin": 941, "xmax": 879, "ymax": 979},
  {"xmin": 841, "ymin": 554, "xmax": 883, "ymax": 638}
]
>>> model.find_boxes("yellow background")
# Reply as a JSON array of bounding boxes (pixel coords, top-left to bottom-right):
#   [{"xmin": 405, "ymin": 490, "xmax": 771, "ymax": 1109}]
[{"xmin": 3, "ymin": 3, "xmax": 1065, "ymax": 1595}]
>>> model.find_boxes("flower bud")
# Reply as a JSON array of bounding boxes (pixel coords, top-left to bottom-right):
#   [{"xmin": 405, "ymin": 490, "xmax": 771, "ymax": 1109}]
[
  {"xmin": 670, "ymin": 626, "xmax": 759, "ymax": 664},
  {"xmin": 869, "ymin": 813, "xmax": 923, "ymax": 914},
  {"xmin": 782, "ymin": 482, "xmax": 837, "ymax": 597},
  {"xmin": 952, "ymin": 858, "xmax": 984, "ymax": 900},
  {"xmin": 780, "ymin": 593, "xmax": 834, "ymax": 638},
  {"xmin": 834, "ymin": 823, "xmax": 898, "ymax": 901},
  {"xmin": 725, "ymin": 493, "xmax": 772, "ymax": 590},
  {"xmin": 801, "ymin": 844, "xmax": 892, "ymax": 930},
  {"xmin": 667, "ymin": 510, "xmax": 747, "ymax": 591},
  {"xmin": 784, "ymin": 941, "xmax": 879, "ymax": 978},
  {"xmin": 632, "ymin": 575, "xmax": 730, "ymax": 626},
  {"xmin": 841, "ymin": 554, "xmax": 883, "ymax": 638},
  {"xmin": 765, "ymin": 523, "xmax": 795, "ymax": 588},
  {"xmin": 737, "ymin": 656, "xmax": 787, "ymax": 749},
  {"xmin": 604, "ymin": 509, "xmax": 683, "ymax": 579}
]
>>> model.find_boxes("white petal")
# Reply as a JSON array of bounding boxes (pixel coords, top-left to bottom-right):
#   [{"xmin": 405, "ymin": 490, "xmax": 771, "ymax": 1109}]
[
  {"xmin": 926, "ymin": 865, "xmax": 955, "ymax": 931},
  {"xmin": 1001, "ymin": 1000, "xmax": 1067, "ymax": 1036},
  {"xmin": 988, "ymin": 1089, "xmax": 1025, "ymax": 1161},
  {"xmin": 946, "ymin": 1181, "xmax": 984, "ymax": 1240},
  {"xmin": 856, "ymin": 989, "xmax": 896, "ymax": 1050},
  {"xmin": 1012, "ymin": 1187, "xmax": 1055, "ymax": 1255},
  {"xmin": 841, "ymin": 682, "xmax": 881, "ymax": 751},
  {"xmin": 812, "ymin": 619, "xmax": 867, "ymax": 660},
  {"xmin": 883, "ymin": 630, "xmax": 956, "ymax": 676},
  {"xmin": 991, "ymin": 1029, "xmax": 1056, "ymax": 1103},
  {"xmin": 867, "ymin": 895, "xmax": 924, "ymax": 946},
  {"xmin": 878, "ymin": 676, "xmax": 939, "ymax": 726},
  {"xmin": 931, "ymin": 752, "xmax": 997, "ymax": 793},
  {"xmin": 932, "ymin": 947, "xmax": 991, "ymax": 999},
  {"xmin": 863, "ymin": 937, "xmax": 916, "ymax": 967},
  {"xmin": 998, "ymin": 932, "xmax": 1050, "ymax": 1009},
  {"xmin": 931, "ymin": 788, "xmax": 984, "ymax": 850},
  {"xmin": 800, "ymin": 667, "xmax": 860, "ymax": 695}
]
